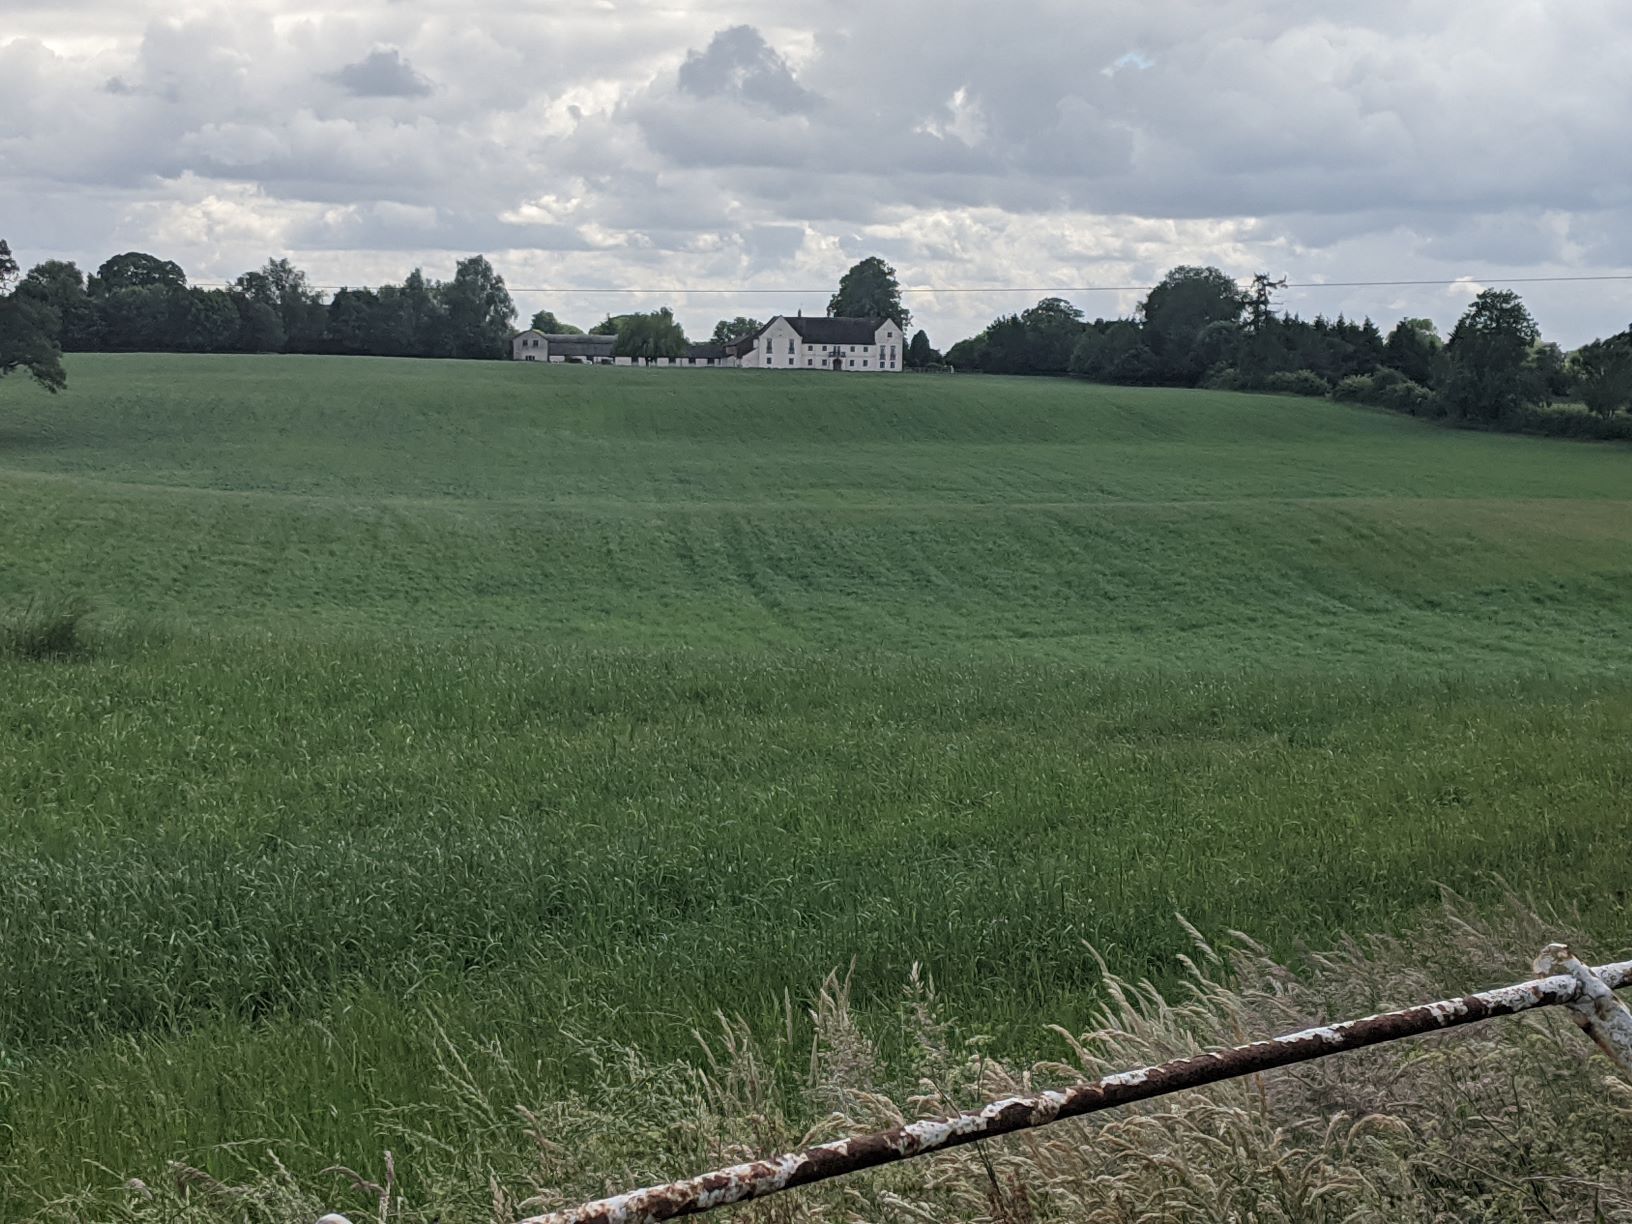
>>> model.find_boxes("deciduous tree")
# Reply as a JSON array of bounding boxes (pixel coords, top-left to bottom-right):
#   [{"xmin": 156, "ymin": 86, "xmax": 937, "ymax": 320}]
[
  {"xmin": 828, "ymin": 256, "xmax": 910, "ymax": 328},
  {"xmin": 90, "ymin": 251, "xmax": 185, "ymax": 296},
  {"xmin": 530, "ymin": 309, "xmax": 582, "ymax": 335},
  {"xmin": 1384, "ymin": 317, "xmax": 1442, "ymax": 386},
  {"xmin": 18, "ymin": 260, "xmax": 101, "ymax": 350},
  {"xmin": 438, "ymin": 256, "xmax": 516, "ymax": 360},
  {"xmin": 1139, "ymin": 266, "xmax": 1244, "ymax": 383},
  {"xmin": 710, "ymin": 316, "xmax": 762, "ymax": 344},
  {"xmin": 234, "ymin": 258, "xmax": 326, "ymax": 351},
  {"xmin": 906, "ymin": 329, "xmax": 939, "ymax": 368},
  {"xmin": 612, "ymin": 309, "xmax": 689, "ymax": 359},
  {"xmin": 1568, "ymin": 330, "xmax": 1632, "ymax": 418},
  {"xmin": 0, "ymin": 240, "xmax": 67, "ymax": 392},
  {"xmin": 1019, "ymin": 297, "xmax": 1085, "ymax": 374},
  {"xmin": 1444, "ymin": 289, "xmax": 1542, "ymax": 420},
  {"xmin": 235, "ymin": 298, "xmax": 285, "ymax": 353}
]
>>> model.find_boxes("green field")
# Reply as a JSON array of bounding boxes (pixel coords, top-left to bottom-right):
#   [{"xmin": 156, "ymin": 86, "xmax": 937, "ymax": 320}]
[{"xmin": 1, "ymin": 356, "xmax": 1629, "ymax": 1216}]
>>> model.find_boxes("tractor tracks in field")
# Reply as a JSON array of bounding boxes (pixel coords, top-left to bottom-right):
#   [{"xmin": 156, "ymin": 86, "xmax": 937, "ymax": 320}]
[{"xmin": 1, "ymin": 467, "xmax": 1626, "ymax": 520}]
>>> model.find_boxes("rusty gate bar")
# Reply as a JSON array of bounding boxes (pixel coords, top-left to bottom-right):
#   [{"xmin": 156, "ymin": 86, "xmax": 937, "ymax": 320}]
[{"xmin": 519, "ymin": 954, "xmax": 1632, "ymax": 1224}]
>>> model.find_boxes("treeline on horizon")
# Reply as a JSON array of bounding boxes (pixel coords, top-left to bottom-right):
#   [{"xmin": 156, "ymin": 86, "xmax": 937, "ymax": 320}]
[
  {"xmin": 3, "ymin": 242, "xmax": 1630, "ymax": 440},
  {"xmin": 3, "ymin": 249, "xmax": 521, "ymax": 365},
  {"xmin": 946, "ymin": 267, "xmax": 1632, "ymax": 439},
  {"xmin": 0, "ymin": 247, "xmax": 924, "ymax": 369}
]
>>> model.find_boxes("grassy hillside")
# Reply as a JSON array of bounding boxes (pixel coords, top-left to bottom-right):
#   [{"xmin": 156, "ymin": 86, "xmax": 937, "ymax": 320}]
[
  {"xmin": 2, "ymin": 356, "xmax": 1629, "ymax": 668},
  {"xmin": 0, "ymin": 356, "xmax": 1628, "ymax": 1216}
]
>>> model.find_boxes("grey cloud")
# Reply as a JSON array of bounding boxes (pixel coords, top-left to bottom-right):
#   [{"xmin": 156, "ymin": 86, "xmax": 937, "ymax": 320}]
[
  {"xmin": 677, "ymin": 25, "xmax": 815, "ymax": 114},
  {"xmin": 286, "ymin": 204, "xmax": 595, "ymax": 253},
  {"xmin": 5, "ymin": 0, "xmax": 1632, "ymax": 350},
  {"xmin": 742, "ymin": 224, "xmax": 805, "ymax": 263},
  {"xmin": 328, "ymin": 48, "xmax": 433, "ymax": 98}
]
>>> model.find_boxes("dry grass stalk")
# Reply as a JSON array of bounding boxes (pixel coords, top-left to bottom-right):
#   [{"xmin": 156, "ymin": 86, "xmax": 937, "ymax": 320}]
[{"xmin": 36, "ymin": 894, "xmax": 1632, "ymax": 1224}]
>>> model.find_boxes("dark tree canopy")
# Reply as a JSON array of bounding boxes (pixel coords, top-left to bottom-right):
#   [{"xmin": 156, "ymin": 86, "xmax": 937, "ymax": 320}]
[
  {"xmin": 1139, "ymin": 265, "xmax": 1244, "ymax": 382},
  {"xmin": 236, "ymin": 299, "xmax": 286, "ymax": 353},
  {"xmin": 1018, "ymin": 297, "xmax": 1086, "ymax": 374},
  {"xmin": 18, "ymin": 259, "xmax": 101, "ymax": 350},
  {"xmin": 611, "ymin": 308, "xmax": 689, "ymax": 359},
  {"xmin": 1568, "ymin": 329, "xmax": 1632, "ymax": 418},
  {"xmin": 0, "ymin": 240, "xmax": 68, "ymax": 392},
  {"xmin": 235, "ymin": 258, "xmax": 326, "ymax": 351},
  {"xmin": 1443, "ymin": 289, "xmax": 1542, "ymax": 420},
  {"xmin": 530, "ymin": 309, "xmax": 582, "ymax": 335},
  {"xmin": 91, "ymin": 251, "xmax": 186, "ymax": 296},
  {"xmin": 829, "ymin": 257, "xmax": 910, "ymax": 328},
  {"xmin": 711, "ymin": 316, "xmax": 763, "ymax": 345},
  {"xmin": 439, "ymin": 256, "xmax": 517, "ymax": 360},
  {"xmin": 906, "ymin": 329, "xmax": 939, "ymax": 368},
  {"xmin": 1384, "ymin": 317, "xmax": 1443, "ymax": 386},
  {"xmin": 1069, "ymin": 321, "xmax": 1154, "ymax": 383}
]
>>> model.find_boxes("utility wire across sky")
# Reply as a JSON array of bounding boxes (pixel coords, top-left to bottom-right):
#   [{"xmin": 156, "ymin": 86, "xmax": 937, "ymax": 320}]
[{"xmin": 194, "ymin": 273, "xmax": 1632, "ymax": 295}]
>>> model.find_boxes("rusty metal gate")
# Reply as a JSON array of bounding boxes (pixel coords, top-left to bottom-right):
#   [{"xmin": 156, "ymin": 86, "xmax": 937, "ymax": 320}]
[{"xmin": 318, "ymin": 945, "xmax": 1632, "ymax": 1224}]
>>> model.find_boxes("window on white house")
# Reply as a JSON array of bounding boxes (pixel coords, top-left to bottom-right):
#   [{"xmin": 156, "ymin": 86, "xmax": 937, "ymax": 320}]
[{"xmin": 788, "ymin": 338, "xmax": 794, "ymax": 352}]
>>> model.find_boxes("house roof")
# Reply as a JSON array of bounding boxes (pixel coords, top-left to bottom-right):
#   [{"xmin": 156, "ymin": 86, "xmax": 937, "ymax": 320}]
[
  {"xmin": 686, "ymin": 342, "xmax": 726, "ymax": 360},
  {"xmin": 544, "ymin": 333, "xmax": 616, "ymax": 358},
  {"xmin": 783, "ymin": 316, "xmax": 897, "ymax": 346}
]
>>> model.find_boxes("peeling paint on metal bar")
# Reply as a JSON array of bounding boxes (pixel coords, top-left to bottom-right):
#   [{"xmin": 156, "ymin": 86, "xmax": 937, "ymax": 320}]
[
  {"xmin": 1534, "ymin": 945, "xmax": 1632, "ymax": 1075},
  {"xmin": 514, "ymin": 957, "xmax": 1632, "ymax": 1224}
]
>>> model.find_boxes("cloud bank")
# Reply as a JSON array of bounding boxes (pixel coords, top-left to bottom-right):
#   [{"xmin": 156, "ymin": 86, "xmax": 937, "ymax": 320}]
[{"xmin": 3, "ymin": 0, "xmax": 1629, "ymax": 345}]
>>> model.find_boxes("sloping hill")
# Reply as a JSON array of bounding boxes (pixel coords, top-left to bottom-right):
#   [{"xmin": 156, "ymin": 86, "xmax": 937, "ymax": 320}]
[
  {"xmin": 0, "ymin": 355, "xmax": 1628, "ymax": 1214},
  {"xmin": 1, "ymin": 355, "xmax": 1627, "ymax": 672}
]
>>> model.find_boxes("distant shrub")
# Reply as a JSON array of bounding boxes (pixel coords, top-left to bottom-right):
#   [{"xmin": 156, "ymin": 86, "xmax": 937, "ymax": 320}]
[
  {"xmin": 1261, "ymin": 369, "xmax": 1331, "ymax": 397},
  {"xmin": 1502, "ymin": 402, "xmax": 1632, "ymax": 441},
  {"xmin": 1369, "ymin": 369, "xmax": 1437, "ymax": 416},
  {"xmin": 1331, "ymin": 374, "xmax": 1378, "ymax": 404},
  {"xmin": 1331, "ymin": 371, "xmax": 1438, "ymax": 416},
  {"xmin": 1107, "ymin": 345, "xmax": 1160, "ymax": 385},
  {"xmin": 1201, "ymin": 365, "xmax": 1247, "ymax": 391},
  {"xmin": 1, "ymin": 593, "xmax": 95, "ymax": 661}
]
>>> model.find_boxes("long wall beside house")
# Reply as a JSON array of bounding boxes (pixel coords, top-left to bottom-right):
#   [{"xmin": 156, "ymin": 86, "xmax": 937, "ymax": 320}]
[{"xmin": 511, "ymin": 316, "xmax": 903, "ymax": 371}]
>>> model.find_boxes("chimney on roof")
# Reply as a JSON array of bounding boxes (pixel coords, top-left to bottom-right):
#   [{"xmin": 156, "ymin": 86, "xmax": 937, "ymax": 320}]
[{"xmin": 797, "ymin": 307, "xmax": 802, "ymax": 317}]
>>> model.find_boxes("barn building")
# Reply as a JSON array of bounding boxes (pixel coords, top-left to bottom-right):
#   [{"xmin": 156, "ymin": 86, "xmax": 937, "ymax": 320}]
[{"xmin": 511, "ymin": 316, "xmax": 903, "ymax": 371}]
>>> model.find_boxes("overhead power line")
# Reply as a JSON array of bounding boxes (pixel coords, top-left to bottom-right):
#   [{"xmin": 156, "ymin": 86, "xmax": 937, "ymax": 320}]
[{"xmin": 193, "ymin": 273, "xmax": 1632, "ymax": 295}]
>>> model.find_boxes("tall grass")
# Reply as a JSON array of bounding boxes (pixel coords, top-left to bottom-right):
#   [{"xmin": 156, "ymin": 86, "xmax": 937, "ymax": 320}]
[
  {"xmin": 0, "ymin": 356, "xmax": 1627, "ymax": 1214},
  {"xmin": 0, "ymin": 593, "xmax": 94, "ymax": 661},
  {"xmin": 18, "ymin": 897, "xmax": 1631, "ymax": 1223},
  {"xmin": 3, "ymin": 637, "xmax": 1630, "ymax": 1211}
]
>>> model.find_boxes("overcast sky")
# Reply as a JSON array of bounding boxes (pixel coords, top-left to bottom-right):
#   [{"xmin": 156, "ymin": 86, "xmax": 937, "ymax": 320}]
[{"xmin": 4, "ymin": 0, "xmax": 1631, "ymax": 347}]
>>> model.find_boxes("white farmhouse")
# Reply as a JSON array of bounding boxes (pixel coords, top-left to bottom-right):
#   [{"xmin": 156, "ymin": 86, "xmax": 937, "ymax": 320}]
[
  {"xmin": 511, "ymin": 316, "xmax": 904, "ymax": 372},
  {"xmin": 728, "ymin": 316, "xmax": 904, "ymax": 372}
]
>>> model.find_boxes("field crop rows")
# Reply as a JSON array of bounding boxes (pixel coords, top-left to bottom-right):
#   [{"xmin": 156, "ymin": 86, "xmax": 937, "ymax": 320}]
[{"xmin": 0, "ymin": 356, "xmax": 1627, "ymax": 1215}]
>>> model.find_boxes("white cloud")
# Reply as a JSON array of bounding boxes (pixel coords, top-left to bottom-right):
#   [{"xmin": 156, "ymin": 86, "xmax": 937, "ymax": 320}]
[{"xmin": 2, "ymin": 0, "xmax": 1631, "ymax": 346}]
